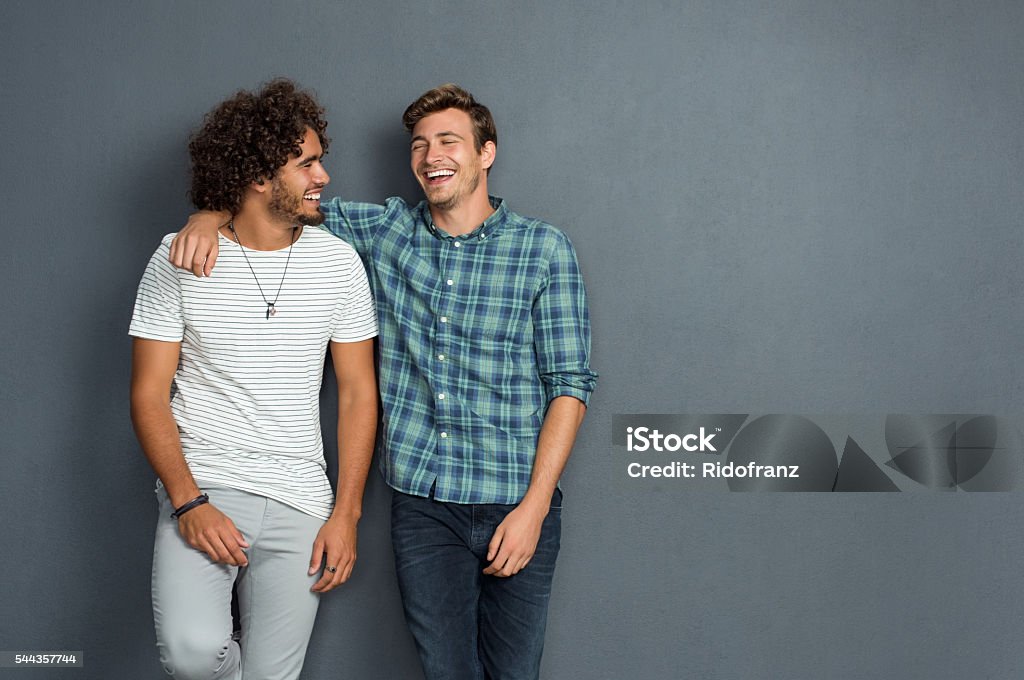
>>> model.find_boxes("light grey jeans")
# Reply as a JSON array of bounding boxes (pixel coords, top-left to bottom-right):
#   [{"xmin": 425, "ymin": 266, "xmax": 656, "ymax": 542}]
[{"xmin": 152, "ymin": 484, "xmax": 323, "ymax": 680}]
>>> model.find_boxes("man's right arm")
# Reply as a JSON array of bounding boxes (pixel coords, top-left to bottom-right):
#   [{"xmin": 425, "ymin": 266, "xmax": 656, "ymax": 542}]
[
  {"xmin": 168, "ymin": 198, "xmax": 388, "ymax": 277},
  {"xmin": 130, "ymin": 337, "xmax": 249, "ymax": 566}
]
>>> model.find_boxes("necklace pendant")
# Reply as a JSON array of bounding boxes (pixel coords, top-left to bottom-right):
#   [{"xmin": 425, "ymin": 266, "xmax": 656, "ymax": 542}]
[{"xmin": 266, "ymin": 304, "xmax": 277, "ymax": 320}]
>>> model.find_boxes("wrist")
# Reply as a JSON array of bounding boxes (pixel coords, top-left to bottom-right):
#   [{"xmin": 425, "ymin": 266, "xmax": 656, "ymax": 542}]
[
  {"xmin": 329, "ymin": 500, "xmax": 362, "ymax": 523},
  {"xmin": 518, "ymin": 490, "xmax": 553, "ymax": 517},
  {"xmin": 166, "ymin": 485, "xmax": 203, "ymax": 509},
  {"xmin": 199, "ymin": 209, "xmax": 231, "ymax": 222},
  {"xmin": 171, "ymin": 493, "xmax": 209, "ymax": 519}
]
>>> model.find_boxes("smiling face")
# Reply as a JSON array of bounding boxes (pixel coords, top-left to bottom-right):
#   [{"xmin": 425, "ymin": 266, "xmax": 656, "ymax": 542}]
[
  {"xmin": 267, "ymin": 126, "xmax": 330, "ymax": 225},
  {"xmin": 410, "ymin": 108, "xmax": 494, "ymax": 212}
]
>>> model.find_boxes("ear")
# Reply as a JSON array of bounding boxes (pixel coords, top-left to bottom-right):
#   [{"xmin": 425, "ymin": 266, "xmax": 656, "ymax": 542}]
[
  {"xmin": 480, "ymin": 141, "xmax": 496, "ymax": 171},
  {"xmin": 250, "ymin": 178, "xmax": 269, "ymax": 193}
]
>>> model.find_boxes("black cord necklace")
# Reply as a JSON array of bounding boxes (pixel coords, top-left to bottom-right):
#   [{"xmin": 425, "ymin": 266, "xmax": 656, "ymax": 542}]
[{"xmin": 228, "ymin": 221, "xmax": 297, "ymax": 320}]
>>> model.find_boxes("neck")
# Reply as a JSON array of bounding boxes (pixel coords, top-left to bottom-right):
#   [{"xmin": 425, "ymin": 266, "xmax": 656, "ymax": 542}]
[
  {"xmin": 428, "ymin": 191, "xmax": 495, "ymax": 237},
  {"xmin": 227, "ymin": 208, "xmax": 299, "ymax": 251}
]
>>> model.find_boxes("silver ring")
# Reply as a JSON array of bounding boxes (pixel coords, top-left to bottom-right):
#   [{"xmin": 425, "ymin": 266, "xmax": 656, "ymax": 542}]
[{"xmin": 325, "ymin": 566, "xmax": 338, "ymax": 574}]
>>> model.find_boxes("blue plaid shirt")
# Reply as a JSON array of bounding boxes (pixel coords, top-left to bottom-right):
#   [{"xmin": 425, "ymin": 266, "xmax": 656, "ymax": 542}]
[{"xmin": 321, "ymin": 196, "xmax": 597, "ymax": 504}]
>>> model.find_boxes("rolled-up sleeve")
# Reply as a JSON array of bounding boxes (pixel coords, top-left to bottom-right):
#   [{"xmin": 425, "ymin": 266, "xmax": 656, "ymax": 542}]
[{"xmin": 533, "ymin": 231, "xmax": 598, "ymax": 406}]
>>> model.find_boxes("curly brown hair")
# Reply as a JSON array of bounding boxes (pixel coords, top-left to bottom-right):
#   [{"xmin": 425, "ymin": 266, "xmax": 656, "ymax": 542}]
[{"xmin": 188, "ymin": 79, "xmax": 329, "ymax": 213}]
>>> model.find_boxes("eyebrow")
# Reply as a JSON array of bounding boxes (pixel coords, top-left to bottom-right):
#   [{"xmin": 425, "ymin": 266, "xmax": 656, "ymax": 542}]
[
  {"xmin": 411, "ymin": 131, "xmax": 464, "ymax": 144},
  {"xmin": 296, "ymin": 152, "xmax": 322, "ymax": 164}
]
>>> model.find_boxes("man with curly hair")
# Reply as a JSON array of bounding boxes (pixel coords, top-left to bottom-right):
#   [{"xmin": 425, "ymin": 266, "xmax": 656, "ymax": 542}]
[
  {"xmin": 129, "ymin": 79, "xmax": 378, "ymax": 680},
  {"xmin": 171, "ymin": 83, "xmax": 597, "ymax": 679}
]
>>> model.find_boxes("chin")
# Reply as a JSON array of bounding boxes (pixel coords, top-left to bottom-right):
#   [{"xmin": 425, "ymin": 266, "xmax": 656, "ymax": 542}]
[
  {"xmin": 427, "ymin": 192, "xmax": 458, "ymax": 211},
  {"xmin": 298, "ymin": 210, "xmax": 325, "ymax": 226}
]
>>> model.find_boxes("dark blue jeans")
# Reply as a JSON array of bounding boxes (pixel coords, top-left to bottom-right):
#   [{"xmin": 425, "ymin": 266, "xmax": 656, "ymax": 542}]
[{"xmin": 391, "ymin": 489, "xmax": 563, "ymax": 680}]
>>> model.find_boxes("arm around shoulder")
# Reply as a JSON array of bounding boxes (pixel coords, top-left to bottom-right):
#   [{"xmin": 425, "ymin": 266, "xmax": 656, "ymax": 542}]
[{"xmin": 168, "ymin": 210, "xmax": 231, "ymax": 278}]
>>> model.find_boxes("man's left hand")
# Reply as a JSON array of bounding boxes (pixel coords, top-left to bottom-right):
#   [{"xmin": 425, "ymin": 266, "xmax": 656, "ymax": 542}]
[
  {"xmin": 308, "ymin": 515, "xmax": 358, "ymax": 592},
  {"xmin": 483, "ymin": 501, "xmax": 548, "ymax": 578}
]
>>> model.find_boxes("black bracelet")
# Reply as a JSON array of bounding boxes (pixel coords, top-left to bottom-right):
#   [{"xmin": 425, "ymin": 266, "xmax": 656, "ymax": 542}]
[{"xmin": 171, "ymin": 493, "xmax": 210, "ymax": 519}]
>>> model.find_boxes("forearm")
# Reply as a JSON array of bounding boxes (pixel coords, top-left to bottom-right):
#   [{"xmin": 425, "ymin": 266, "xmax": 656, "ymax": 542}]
[
  {"xmin": 519, "ymin": 395, "xmax": 587, "ymax": 511},
  {"xmin": 132, "ymin": 393, "xmax": 250, "ymax": 566},
  {"xmin": 130, "ymin": 396, "xmax": 200, "ymax": 508},
  {"xmin": 330, "ymin": 388, "xmax": 378, "ymax": 520},
  {"xmin": 481, "ymin": 396, "xmax": 585, "ymax": 576}
]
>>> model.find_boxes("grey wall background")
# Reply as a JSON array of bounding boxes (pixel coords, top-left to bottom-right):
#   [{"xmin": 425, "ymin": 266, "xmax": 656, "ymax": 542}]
[{"xmin": 2, "ymin": 1, "xmax": 1023, "ymax": 678}]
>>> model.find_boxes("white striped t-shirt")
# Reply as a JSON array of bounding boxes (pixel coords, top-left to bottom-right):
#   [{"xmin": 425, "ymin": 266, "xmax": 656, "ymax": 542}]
[{"xmin": 129, "ymin": 227, "xmax": 378, "ymax": 520}]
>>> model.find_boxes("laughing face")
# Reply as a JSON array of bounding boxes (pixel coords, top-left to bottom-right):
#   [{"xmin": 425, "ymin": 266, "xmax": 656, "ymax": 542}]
[
  {"xmin": 268, "ymin": 126, "xmax": 330, "ymax": 226},
  {"xmin": 410, "ymin": 108, "xmax": 494, "ymax": 212}
]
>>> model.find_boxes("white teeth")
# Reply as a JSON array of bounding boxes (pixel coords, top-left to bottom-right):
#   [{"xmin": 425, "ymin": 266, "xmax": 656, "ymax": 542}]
[
  {"xmin": 303, "ymin": 193, "xmax": 321, "ymax": 200},
  {"xmin": 426, "ymin": 169, "xmax": 455, "ymax": 179}
]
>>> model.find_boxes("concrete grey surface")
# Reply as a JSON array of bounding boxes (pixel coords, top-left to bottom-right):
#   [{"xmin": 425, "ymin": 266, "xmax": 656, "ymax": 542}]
[{"xmin": 2, "ymin": 1, "xmax": 1022, "ymax": 677}]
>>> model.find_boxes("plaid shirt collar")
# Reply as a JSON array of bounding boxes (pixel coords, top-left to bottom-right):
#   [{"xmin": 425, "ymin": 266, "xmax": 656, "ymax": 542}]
[{"xmin": 421, "ymin": 196, "xmax": 509, "ymax": 243}]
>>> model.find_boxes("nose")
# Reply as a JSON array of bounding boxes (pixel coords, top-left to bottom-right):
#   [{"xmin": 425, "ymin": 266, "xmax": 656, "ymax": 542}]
[
  {"xmin": 315, "ymin": 162, "xmax": 330, "ymax": 186},
  {"xmin": 426, "ymin": 142, "xmax": 445, "ymax": 166}
]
